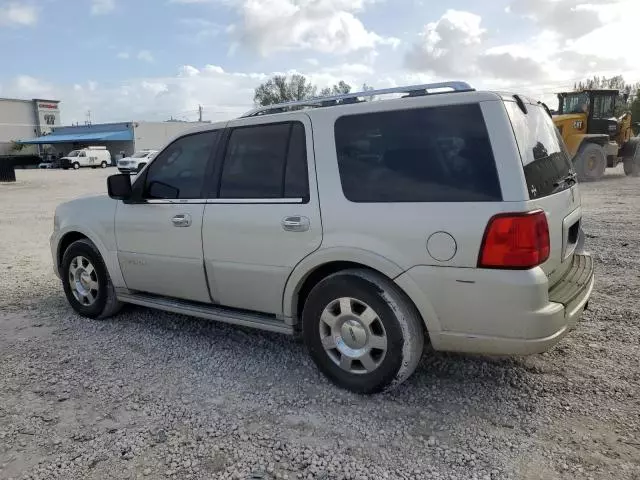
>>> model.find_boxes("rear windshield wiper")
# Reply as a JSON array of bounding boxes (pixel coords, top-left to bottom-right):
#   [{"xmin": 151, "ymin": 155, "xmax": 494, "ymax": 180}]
[{"xmin": 554, "ymin": 172, "xmax": 577, "ymax": 189}]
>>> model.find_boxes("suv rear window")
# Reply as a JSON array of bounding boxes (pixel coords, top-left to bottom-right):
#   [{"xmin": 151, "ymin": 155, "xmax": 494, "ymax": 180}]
[
  {"xmin": 334, "ymin": 104, "xmax": 502, "ymax": 203},
  {"xmin": 504, "ymin": 101, "xmax": 574, "ymax": 199}
]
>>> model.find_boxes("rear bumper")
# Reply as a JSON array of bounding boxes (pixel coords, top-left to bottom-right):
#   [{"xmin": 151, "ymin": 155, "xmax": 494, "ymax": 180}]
[{"xmin": 395, "ymin": 254, "xmax": 594, "ymax": 355}]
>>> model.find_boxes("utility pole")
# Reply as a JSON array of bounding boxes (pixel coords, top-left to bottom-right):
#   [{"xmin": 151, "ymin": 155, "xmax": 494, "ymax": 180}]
[
  {"xmin": 198, "ymin": 105, "xmax": 203, "ymax": 123},
  {"xmin": 85, "ymin": 110, "xmax": 92, "ymax": 126}
]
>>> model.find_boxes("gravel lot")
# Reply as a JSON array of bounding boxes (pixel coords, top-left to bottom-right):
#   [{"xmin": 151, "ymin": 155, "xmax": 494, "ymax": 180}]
[{"xmin": 1, "ymin": 168, "xmax": 639, "ymax": 480}]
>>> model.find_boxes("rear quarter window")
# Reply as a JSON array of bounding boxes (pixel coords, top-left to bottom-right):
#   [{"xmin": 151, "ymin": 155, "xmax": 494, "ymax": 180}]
[{"xmin": 334, "ymin": 104, "xmax": 502, "ymax": 203}]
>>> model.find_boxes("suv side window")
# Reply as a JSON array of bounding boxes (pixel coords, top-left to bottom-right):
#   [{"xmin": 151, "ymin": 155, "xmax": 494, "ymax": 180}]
[
  {"xmin": 143, "ymin": 131, "xmax": 218, "ymax": 200},
  {"xmin": 218, "ymin": 121, "xmax": 309, "ymax": 200},
  {"xmin": 334, "ymin": 104, "xmax": 502, "ymax": 202}
]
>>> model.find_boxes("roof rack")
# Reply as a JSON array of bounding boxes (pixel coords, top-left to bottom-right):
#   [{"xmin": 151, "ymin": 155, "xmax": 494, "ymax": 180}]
[{"xmin": 241, "ymin": 81, "xmax": 474, "ymax": 118}]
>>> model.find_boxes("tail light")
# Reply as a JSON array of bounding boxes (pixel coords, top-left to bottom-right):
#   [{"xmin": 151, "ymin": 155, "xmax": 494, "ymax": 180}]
[{"xmin": 478, "ymin": 210, "xmax": 550, "ymax": 269}]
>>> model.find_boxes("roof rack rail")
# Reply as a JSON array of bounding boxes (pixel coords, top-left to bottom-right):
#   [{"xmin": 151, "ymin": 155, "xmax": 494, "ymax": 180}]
[{"xmin": 241, "ymin": 81, "xmax": 474, "ymax": 118}]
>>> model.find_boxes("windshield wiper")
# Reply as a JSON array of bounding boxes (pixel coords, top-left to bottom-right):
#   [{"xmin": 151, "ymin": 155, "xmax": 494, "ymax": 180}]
[{"xmin": 553, "ymin": 172, "xmax": 577, "ymax": 189}]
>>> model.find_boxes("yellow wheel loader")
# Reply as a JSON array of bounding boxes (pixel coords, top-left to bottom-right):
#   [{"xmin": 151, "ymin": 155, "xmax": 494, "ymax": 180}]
[{"xmin": 553, "ymin": 89, "xmax": 640, "ymax": 181}]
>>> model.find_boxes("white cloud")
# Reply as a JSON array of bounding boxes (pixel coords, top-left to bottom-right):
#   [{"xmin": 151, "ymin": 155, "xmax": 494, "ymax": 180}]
[
  {"xmin": 91, "ymin": 0, "xmax": 115, "ymax": 15},
  {"xmin": 404, "ymin": 6, "xmax": 638, "ymax": 90},
  {"xmin": 405, "ymin": 10, "xmax": 486, "ymax": 77},
  {"xmin": 507, "ymin": 0, "xmax": 612, "ymax": 40},
  {"xmin": 116, "ymin": 52, "xmax": 130, "ymax": 59},
  {"xmin": 405, "ymin": 10, "xmax": 546, "ymax": 83},
  {"xmin": 137, "ymin": 50, "xmax": 155, "ymax": 62},
  {"xmin": 178, "ymin": 18, "xmax": 225, "ymax": 43},
  {"xmin": 0, "ymin": 2, "xmax": 38, "ymax": 26},
  {"xmin": 1, "ymin": 60, "xmax": 387, "ymax": 125},
  {"xmin": 228, "ymin": 0, "xmax": 398, "ymax": 56}
]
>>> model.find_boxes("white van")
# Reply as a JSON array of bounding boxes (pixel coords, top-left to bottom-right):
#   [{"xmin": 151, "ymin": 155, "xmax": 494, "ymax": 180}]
[{"xmin": 61, "ymin": 147, "xmax": 112, "ymax": 170}]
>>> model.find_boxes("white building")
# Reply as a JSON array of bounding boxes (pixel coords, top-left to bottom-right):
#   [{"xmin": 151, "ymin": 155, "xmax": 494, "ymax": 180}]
[{"xmin": 0, "ymin": 98, "xmax": 61, "ymax": 154}]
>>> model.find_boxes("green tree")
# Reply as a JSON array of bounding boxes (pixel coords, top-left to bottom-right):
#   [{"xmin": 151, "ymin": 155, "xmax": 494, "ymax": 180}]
[
  {"xmin": 9, "ymin": 141, "xmax": 25, "ymax": 153},
  {"xmin": 253, "ymin": 74, "xmax": 318, "ymax": 107},
  {"xmin": 319, "ymin": 81, "xmax": 352, "ymax": 97},
  {"xmin": 361, "ymin": 83, "xmax": 375, "ymax": 102},
  {"xmin": 574, "ymin": 75, "xmax": 640, "ymax": 117},
  {"xmin": 631, "ymin": 96, "xmax": 640, "ymax": 134}
]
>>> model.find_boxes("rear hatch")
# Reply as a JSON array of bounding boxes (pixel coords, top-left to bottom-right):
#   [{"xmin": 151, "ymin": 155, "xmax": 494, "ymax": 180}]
[{"xmin": 504, "ymin": 99, "xmax": 582, "ymax": 288}]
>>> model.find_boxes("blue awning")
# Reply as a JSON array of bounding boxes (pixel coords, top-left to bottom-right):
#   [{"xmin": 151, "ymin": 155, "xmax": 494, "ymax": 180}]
[{"xmin": 18, "ymin": 129, "xmax": 133, "ymax": 144}]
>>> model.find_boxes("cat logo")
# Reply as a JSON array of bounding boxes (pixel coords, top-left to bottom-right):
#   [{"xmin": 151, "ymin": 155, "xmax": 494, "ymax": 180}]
[{"xmin": 573, "ymin": 120, "xmax": 584, "ymax": 129}]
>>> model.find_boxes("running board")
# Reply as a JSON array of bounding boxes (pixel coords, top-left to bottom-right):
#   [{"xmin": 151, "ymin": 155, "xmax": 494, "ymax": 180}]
[{"xmin": 117, "ymin": 292, "xmax": 294, "ymax": 335}]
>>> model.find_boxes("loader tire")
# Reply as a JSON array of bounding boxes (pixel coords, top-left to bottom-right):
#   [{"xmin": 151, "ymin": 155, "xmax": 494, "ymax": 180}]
[
  {"xmin": 623, "ymin": 140, "xmax": 640, "ymax": 177},
  {"xmin": 574, "ymin": 143, "xmax": 606, "ymax": 182}
]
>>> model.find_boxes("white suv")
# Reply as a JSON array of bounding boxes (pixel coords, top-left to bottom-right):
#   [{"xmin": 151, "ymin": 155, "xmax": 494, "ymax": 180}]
[
  {"xmin": 117, "ymin": 150, "xmax": 158, "ymax": 174},
  {"xmin": 50, "ymin": 82, "xmax": 594, "ymax": 393}
]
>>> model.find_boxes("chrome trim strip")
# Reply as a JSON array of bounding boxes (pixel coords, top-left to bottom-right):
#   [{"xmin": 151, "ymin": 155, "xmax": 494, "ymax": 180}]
[
  {"xmin": 142, "ymin": 198, "xmax": 303, "ymax": 205},
  {"xmin": 207, "ymin": 198, "xmax": 303, "ymax": 204}
]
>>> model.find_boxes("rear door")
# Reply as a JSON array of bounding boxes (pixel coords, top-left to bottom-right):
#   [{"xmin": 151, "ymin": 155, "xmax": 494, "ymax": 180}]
[
  {"xmin": 201, "ymin": 113, "xmax": 322, "ymax": 315},
  {"xmin": 504, "ymin": 100, "xmax": 581, "ymax": 286}
]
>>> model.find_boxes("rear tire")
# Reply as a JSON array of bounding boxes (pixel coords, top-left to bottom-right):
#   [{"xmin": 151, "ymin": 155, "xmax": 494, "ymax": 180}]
[
  {"xmin": 137, "ymin": 163, "xmax": 146, "ymax": 173},
  {"xmin": 623, "ymin": 141, "xmax": 640, "ymax": 177},
  {"xmin": 100, "ymin": 161, "xmax": 107, "ymax": 168},
  {"xmin": 61, "ymin": 239, "xmax": 122, "ymax": 319},
  {"xmin": 302, "ymin": 269, "xmax": 424, "ymax": 394},
  {"xmin": 574, "ymin": 143, "xmax": 606, "ymax": 182}
]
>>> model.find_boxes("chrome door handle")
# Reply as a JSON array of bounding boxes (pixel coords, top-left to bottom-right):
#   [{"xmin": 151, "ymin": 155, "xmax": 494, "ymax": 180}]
[
  {"xmin": 171, "ymin": 213, "xmax": 192, "ymax": 227},
  {"xmin": 282, "ymin": 216, "xmax": 310, "ymax": 232}
]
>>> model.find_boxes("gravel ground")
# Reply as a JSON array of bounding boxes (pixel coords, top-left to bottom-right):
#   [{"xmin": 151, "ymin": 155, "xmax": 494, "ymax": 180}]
[{"xmin": 0, "ymin": 168, "xmax": 638, "ymax": 480}]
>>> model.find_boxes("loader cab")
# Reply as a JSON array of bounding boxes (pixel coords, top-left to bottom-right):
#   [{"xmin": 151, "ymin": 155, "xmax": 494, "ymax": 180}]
[{"xmin": 558, "ymin": 90, "xmax": 619, "ymax": 138}]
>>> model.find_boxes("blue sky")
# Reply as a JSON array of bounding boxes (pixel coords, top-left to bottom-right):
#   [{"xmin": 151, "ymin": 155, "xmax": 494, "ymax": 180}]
[{"xmin": 0, "ymin": 0, "xmax": 637, "ymax": 123}]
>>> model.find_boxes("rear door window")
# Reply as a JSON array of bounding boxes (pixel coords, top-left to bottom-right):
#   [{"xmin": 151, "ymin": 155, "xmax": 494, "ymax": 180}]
[
  {"xmin": 334, "ymin": 104, "xmax": 502, "ymax": 202},
  {"xmin": 505, "ymin": 101, "xmax": 574, "ymax": 199},
  {"xmin": 218, "ymin": 121, "xmax": 309, "ymax": 200}
]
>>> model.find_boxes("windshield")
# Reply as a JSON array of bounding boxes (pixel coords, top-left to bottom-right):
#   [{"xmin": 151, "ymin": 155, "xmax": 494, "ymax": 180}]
[
  {"xmin": 66, "ymin": 150, "xmax": 80, "ymax": 157},
  {"xmin": 592, "ymin": 95, "xmax": 616, "ymax": 119},
  {"xmin": 562, "ymin": 93, "xmax": 589, "ymax": 115},
  {"xmin": 505, "ymin": 101, "xmax": 574, "ymax": 199},
  {"xmin": 132, "ymin": 151, "xmax": 150, "ymax": 158}
]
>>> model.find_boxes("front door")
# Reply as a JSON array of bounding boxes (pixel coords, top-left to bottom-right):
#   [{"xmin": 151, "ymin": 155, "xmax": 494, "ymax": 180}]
[
  {"xmin": 202, "ymin": 114, "xmax": 322, "ymax": 315},
  {"xmin": 115, "ymin": 129, "xmax": 221, "ymax": 303}
]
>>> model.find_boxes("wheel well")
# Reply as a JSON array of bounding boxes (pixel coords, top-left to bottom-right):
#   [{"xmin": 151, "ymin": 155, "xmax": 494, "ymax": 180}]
[
  {"xmin": 57, "ymin": 232, "xmax": 88, "ymax": 271},
  {"xmin": 293, "ymin": 261, "xmax": 427, "ymax": 338},
  {"xmin": 294, "ymin": 262, "xmax": 376, "ymax": 323},
  {"xmin": 579, "ymin": 137, "xmax": 608, "ymax": 149}
]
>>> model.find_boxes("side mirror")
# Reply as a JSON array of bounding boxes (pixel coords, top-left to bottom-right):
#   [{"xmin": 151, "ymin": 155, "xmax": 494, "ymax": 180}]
[{"xmin": 107, "ymin": 174, "xmax": 132, "ymax": 200}]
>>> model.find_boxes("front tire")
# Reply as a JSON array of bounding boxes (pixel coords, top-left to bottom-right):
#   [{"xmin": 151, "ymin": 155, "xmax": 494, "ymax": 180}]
[
  {"xmin": 72, "ymin": 162, "xmax": 80, "ymax": 170},
  {"xmin": 61, "ymin": 239, "xmax": 122, "ymax": 319},
  {"xmin": 302, "ymin": 269, "xmax": 424, "ymax": 394},
  {"xmin": 137, "ymin": 163, "xmax": 146, "ymax": 173},
  {"xmin": 574, "ymin": 143, "xmax": 606, "ymax": 182}
]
